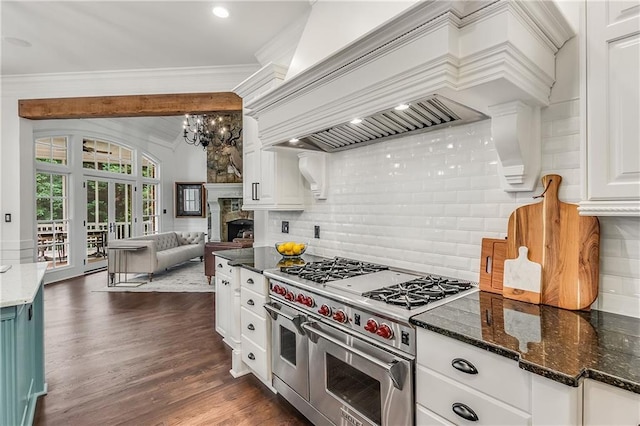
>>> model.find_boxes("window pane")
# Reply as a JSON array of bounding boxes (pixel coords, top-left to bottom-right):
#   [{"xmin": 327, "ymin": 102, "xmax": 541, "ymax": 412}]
[
  {"xmin": 83, "ymin": 139, "xmax": 132, "ymax": 175},
  {"xmin": 35, "ymin": 137, "xmax": 67, "ymax": 165},
  {"xmin": 36, "ymin": 199, "xmax": 51, "ymax": 221},
  {"xmin": 35, "ymin": 171, "xmax": 69, "ymax": 271}
]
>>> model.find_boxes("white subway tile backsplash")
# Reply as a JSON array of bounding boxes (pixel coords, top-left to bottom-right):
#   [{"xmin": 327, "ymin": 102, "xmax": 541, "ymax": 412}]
[
  {"xmin": 552, "ymin": 116, "xmax": 580, "ymax": 136},
  {"xmin": 267, "ymin": 105, "xmax": 640, "ymax": 318}
]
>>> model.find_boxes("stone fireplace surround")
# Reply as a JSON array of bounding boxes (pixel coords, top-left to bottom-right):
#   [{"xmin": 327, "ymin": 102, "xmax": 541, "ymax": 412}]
[{"xmin": 203, "ymin": 183, "xmax": 252, "ymax": 242}]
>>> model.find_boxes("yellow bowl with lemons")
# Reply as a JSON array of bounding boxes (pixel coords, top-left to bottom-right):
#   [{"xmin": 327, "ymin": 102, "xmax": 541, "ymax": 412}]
[{"xmin": 275, "ymin": 241, "xmax": 307, "ymax": 258}]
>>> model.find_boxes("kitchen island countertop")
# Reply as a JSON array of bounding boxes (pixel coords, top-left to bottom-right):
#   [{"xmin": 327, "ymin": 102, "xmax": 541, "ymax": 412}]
[
  {"xmin": 0, "ymin": 262, "xmax": 48, "ymax": 308},
  {"xmin": 411, "ymin": 291, "xmax": 640, "ymax": 394},
  {"xmin": 212, "ymin": 246, "xmax": 326, "ymax": 273}
]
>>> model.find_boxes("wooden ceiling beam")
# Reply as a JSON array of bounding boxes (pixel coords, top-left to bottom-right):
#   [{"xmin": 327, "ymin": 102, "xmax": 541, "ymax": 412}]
[{"xmin": 18, "ymin": 92, "xmax": 242, "ymax": 120}]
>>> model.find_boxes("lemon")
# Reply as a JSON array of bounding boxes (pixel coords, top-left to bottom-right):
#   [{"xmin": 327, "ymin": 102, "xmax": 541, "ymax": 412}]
[{"xmin": 293, "ymin": 243, "xmax": 304, "ymax": 255}]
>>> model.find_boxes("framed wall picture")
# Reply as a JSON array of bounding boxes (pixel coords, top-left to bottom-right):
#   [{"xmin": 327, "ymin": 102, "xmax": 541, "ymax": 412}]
[{"xmin": 175, "ymin": 182, "xmax": 205, "ymax": 217}]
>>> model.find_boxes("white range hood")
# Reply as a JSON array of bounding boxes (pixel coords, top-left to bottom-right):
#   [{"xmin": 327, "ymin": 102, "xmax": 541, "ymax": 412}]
[{"xmin": 245, "ymin": 0, "xmax": 574, "ymax": 192}]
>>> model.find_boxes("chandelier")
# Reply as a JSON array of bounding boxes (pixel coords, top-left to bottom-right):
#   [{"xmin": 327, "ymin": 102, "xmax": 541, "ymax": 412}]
[{"xmin": 182, "ymin": 113, "xmax": 239, "ymax": 149}]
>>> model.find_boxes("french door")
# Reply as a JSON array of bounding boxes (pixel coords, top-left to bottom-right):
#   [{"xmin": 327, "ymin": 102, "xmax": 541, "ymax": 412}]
[{"xmin": 85, "ymin": 178, "xmax": 134, "ymax": 271}]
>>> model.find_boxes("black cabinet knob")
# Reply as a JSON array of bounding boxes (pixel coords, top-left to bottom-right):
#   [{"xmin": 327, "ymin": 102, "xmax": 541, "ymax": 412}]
[
  {"xmin": 247, "ymin": 324, "xmax": 255, "ymax": 331},
  {"xmin": 247, "ymin": 278, "xmax": 254, "ymax": 285},
  {"xmin": 452, "ymin": 403, "xmax": 478, "ymax": 422},
  {"xmin": 452, "ymin": 358, "xmax": 478, "ymax": 375},
  {"xmin": 248, "ymin": 353, "xmax": 255, "ymax": 360},
  {"xmin": 247, "ymin": 299, "xmax": 255, "ymax": 306}
]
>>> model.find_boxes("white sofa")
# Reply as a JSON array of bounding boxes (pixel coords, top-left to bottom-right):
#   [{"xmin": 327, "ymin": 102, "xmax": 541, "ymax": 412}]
[{"xmin": 108, "ymin": 231, "xmax": 205, "ymax": 283}]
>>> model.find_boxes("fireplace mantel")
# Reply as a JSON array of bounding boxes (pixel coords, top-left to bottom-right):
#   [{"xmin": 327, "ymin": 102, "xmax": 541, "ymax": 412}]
[{"xmin": 204, "ymin": 183, "xmax": 243, "ymax": 242}]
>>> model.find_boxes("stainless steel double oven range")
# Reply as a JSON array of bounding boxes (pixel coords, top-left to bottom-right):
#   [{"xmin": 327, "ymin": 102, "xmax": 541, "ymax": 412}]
[{"xmin": 263, "ymin": 257, "xmax": 476, "ymax": 426}]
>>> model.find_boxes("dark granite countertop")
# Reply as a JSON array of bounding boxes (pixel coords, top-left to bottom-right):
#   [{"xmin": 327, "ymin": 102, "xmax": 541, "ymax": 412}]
[
  {"xmin": 212, "ymin": 246, "xmax": 326, "ymax": 273},
  {"xmin": 411, "ymin": 291, "xmax": 640, "ymax": 394}
]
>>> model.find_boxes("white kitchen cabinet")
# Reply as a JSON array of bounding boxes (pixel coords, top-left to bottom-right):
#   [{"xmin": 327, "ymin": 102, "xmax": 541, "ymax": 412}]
[
  {"xmin": 239, "ymin": 268, "xmax": 274, "ymax": 389},
  {"xmin": 583, "ymin": 379, "xmax": 640, "ymax": 425},
  {"xmin": 242, "ymin": 115, "xmax": 305, "ymax": 211},
  {"xmin": 415, "ymin": 328, "xmax": 582, "ymax": 426},
  {"xmin": 580, "ymin": 0, "xmax": 640, "ymax": 216},
  {"xmin": 214, "ymin": 259, "xmax": 247, "ymax": 377},
  {"xmin": 235, "ymin": 64, "xmax": 305, "ymax": 211}
]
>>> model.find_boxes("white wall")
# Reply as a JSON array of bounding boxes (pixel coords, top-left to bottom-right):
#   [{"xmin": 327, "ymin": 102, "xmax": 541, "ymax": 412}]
[{"xmin": 266, "ymin": 36, "xmax": 640, "ymax": 319}]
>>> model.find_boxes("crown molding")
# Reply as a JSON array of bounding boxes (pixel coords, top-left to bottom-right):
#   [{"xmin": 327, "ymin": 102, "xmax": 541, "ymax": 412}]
[
  {"xmin": 578, "ymin": 201, "xmax": 640, "ymax": 217},
  {"xmin": 1, "ymin": 65, "xmax": 259, "ymax": 98},
  {"xmin": 233, "ymin": 63, "xmax": 288, "ymax": 103}
]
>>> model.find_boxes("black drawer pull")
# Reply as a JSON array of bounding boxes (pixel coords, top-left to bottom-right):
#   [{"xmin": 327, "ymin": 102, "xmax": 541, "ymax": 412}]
[
  {"xmin": 247, "ymin": 278, "xmax": 254, "ymax": 284},
  {"xmin": 217, "ymin": 263, "xmax": 223, "ymax": 268},
  {"xmin": 247, "ymin": 324, "xmax": 255, "ymax": 331},
  {"xmin": 452, "ymin": 403, "xmax": 478, "ymax": 422},
  {"xmin": 452, "ymin": 358, "xmax": 478, "ymax": 375},
  {"xmin": 248, "ymin": 353, "xmax": 255, "ymax": 360},
  {"xmin": 247, "ymin": 299, "xmax": 255, "ymax": 306}
]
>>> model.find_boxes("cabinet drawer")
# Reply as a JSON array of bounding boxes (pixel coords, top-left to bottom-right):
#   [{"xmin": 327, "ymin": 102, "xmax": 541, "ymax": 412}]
[
  {"xmin": 241, "ymin": 335, "xmax": 270, "ymax": 382},
  {"xmin": 416, "ymin": 403, "xmax": 455, "ymax": 426},
  {"xmin": 240, "ymin": 268, "xmax": 268, "ymax": 295},
  {"xmin": 416, "ymin": 365, "xmax": 531, "ymax": 426},
  {"xmin": 240, "ymin": 307, "xmax": 268, "ymax": 348},
  {"xmin": 240, "ymin": 287, "xmax": 267, "ymax": 317},
  {"xmin": 215, "ymin": 258, "xmax": 233, "ymax": 276},
  {"xmin": 416, "ymin": 329, "xmax": 530, "ymax": 411}
]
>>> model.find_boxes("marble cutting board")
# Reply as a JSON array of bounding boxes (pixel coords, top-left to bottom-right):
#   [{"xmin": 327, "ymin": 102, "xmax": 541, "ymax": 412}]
[{"xmin": 503, "ymin": 246, "xmax": 542, "ymax": 304}]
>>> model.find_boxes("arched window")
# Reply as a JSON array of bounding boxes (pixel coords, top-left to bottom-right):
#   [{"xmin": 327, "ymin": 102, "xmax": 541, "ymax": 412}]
[{"xmin": 82, "ymin": 138, "xmax": 133, "ymax": 174}]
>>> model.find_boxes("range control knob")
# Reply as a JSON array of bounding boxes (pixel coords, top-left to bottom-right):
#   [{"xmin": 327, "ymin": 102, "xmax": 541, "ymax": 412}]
[
  {"xmin": 271, "ymin": 284, "xmax": 281, "ymax": 294},
  {"xmin": 376, "ymin": 323, "xmax": 394, "ymax": 339},
  {"xmin": 296, "ymin": 294, "xmax": 306, "ymax": 304},
  {"xmin": 304, "ymin": 296, "xmax": 315, "ymax": 308},
  {"xmin": 285, "ymin": 291, "xmax": 295, "ymax": 302},
  {"xmin": 332, "ymin": 310, "xmax": 347, "ymax": 324},
  {"xmin": 364, "ymin": 319, "xmax": 379, "ymax": 333},
  {"xmin": 318, "ymin": 304, "xmax": 332, "ymax": 317}
]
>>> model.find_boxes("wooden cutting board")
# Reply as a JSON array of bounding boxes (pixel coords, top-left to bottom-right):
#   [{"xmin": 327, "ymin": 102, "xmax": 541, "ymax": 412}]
[
  {"xmin": 506, "ymin": 174, "xmax": 600, "ymax": 310},
  {"xmin": 479, "ymin": 238, "xmax": 507, "ymax": 294}
]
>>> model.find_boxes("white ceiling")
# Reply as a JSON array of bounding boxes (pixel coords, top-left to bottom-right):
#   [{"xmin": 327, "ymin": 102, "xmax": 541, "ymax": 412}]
[
  {"xmin": 2, "ymin": 1, "xmax": 311, "ymax": 145},
  {"xmin": 0, "ymin": 1, "xmax": 311, "ymax": 76}
]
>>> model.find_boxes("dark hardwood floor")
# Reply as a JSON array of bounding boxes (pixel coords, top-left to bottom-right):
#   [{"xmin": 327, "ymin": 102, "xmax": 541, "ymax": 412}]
[{"xmin": 34, "ymin": 270, "xmax": 312, "ymax": 426}]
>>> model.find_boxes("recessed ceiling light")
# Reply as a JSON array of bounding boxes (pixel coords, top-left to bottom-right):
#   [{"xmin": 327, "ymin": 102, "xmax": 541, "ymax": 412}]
[
  {"xmin": 394, "ymin": 104, "xmax": 410, "ymax": 111},
  {"xmin": 350, "ymin": 118, "xmax": 363, "ymax": 124},
  {"xmin": 2, "ymin": 36, "xmax": 32, "ymax": 47},
  {"xmin": 289, "ymin": 138, "xmax": 300, "ymax": 143},
  {"xmin": 212, "ymin": 6, "xmax": 229, "ymax": 18}
]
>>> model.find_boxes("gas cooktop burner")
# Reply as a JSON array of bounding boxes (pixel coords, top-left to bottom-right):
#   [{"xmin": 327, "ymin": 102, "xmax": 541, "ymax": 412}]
[
  {"xmin": 363, "ymin": 276, "xmax": 473, "ymax": 309},
  {"xmin": 280, "ymin": 257, "xmax": 388, "ymax": 283}
]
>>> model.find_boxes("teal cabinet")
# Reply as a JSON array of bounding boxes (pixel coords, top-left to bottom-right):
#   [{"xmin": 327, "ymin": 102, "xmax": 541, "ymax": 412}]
[{"xmin": 1, "ymin": 284, "xmax": 45, "ymax": 426}]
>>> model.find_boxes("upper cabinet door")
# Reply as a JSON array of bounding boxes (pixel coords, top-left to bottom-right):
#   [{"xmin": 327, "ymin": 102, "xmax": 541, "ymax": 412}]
[{"xmin": 582, "ymin": 0, "xmax": 640, "ymax": 216}]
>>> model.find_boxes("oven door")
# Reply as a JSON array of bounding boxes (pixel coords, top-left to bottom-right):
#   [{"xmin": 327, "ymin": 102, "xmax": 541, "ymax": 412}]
[
  {"xmin": 264, "ymin": 301, "xmax": 309, "ymax": 400},
  {"xmin": 302, "ymin": 321, "xmax": 413, "ymax": 426}
]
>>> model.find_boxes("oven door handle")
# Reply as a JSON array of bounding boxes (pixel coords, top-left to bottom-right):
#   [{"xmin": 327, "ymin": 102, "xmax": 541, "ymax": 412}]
[
  {"xmin": 301, "ymin": 322, "xmax": 406, "ymax": 390},
  {"xmin": 264, "ymin": 303, "xmax": 306, "ymax": 336}
]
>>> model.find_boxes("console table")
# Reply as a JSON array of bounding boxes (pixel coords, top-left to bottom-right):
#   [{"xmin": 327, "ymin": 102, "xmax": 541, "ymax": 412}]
[{"xmin": 108, "ymin": 245, "xmax": 147, "ymax": 287}]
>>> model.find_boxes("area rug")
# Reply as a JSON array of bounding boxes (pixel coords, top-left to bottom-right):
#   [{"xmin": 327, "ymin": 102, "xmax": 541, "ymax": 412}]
[{"xmin": 94, "ymin": 260, "xmax": 214, "ymax": 293}]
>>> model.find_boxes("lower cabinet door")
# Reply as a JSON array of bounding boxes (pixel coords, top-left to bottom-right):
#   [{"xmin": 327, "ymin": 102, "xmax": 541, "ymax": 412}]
[
  {"xmin": 416, "ymin": 365, "xmax": 531, "ymax": 425},
  {"xmin": 215, "ymin": 274, "xmax": 231, "ymax": 339}
]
